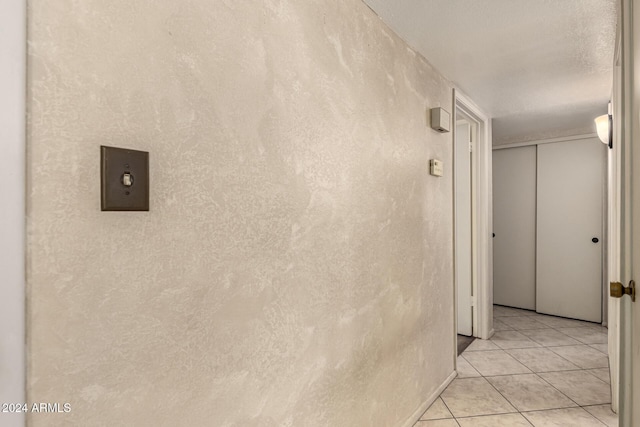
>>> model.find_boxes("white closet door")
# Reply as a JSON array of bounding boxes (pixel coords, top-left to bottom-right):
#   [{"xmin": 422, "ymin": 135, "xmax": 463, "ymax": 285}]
[
  {"xmin": 537, "ymin": 138, "xmax": 605, "ymax": 322},
  {"xmin": 492, "ymin": 146, "xmax": 537, "ymax": 310}
]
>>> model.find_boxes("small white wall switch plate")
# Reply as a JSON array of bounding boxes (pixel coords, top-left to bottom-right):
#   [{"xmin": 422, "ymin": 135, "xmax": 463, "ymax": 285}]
[
  {"xmin": 430, "ymin": 159, "xmax": 444, "ymax": 177},
  {"xmin": 430, "ymin": 107, "xmax": 451, "ymax": 133}
]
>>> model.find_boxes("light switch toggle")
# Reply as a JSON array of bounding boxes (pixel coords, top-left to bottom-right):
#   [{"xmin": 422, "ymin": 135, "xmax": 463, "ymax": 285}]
[{"xmin": 122, "ymin": 172, "xmax": 134, "ymax": 187}]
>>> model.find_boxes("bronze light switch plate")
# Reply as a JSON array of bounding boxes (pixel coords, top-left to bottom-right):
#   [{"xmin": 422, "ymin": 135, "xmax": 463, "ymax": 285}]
[{"xmin": 101, "ymin": 146, "xmax": 149, "ymax": 211}]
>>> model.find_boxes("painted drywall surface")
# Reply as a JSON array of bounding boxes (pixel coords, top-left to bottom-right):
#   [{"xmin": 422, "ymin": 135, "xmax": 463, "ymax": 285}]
[
  {"xmin": 27, "ymin": 0, "xmax": 455, "ymax": 425},
  {"xmin": 363, "ymin": 0, "xmax": 616, "ymax": 145},
  {"xmin": 0, "ymin": 1, "xmax": 26, "ymax": 426}
]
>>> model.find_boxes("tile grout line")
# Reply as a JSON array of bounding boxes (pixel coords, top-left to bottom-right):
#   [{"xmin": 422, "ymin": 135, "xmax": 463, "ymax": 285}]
[
  {"xmin": 530, "ymin": 353, "xmax": 613, "ymax": 408},
  {"xmin": 471, "ymin": 348, "xmax": 581, "ymax": 417},
  {"xmin": 481, "ymin": 368, "xmax": 592, "ymax": 378},
  {"xmin": 436, "ymin": 395, "xmax": 456, "ymax": 425},
  {"xmin": 533, "ymin": 369, "xmax": 584, "ymax": 408},
  {"xmin": 465, "ymin": 340, "xmax": 605, "ymax": 352},
  {"xmin": 452, "ymin": 411, "xmax": 535, "ymax": 427},
  {"xmin": 581, "ymin": 404, "xmax": 618, "ymax": 427},
  {"xmin": 544, "ymin": 345, "xmax": 610, "ymax": 371},
  {"xmin": 503, "ymin": 348, "xmax": 582, "ymax": 372},
  {"xmin": 481, "ymin": 369, "xmax": 524, "ymax": 416},
  {"xmin": 412, "ymin": 394, "xmax": 459, "ymax": 425}
]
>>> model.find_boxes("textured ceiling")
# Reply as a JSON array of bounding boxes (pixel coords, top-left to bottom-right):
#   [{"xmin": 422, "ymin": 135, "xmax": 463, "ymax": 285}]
[{"xmin": 362, "ymin": 0, "xmax": 617, "ymax": 144}]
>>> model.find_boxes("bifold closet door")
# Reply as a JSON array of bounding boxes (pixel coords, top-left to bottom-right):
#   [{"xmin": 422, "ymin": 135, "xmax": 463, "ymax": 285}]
[
  {"xmin": 492, "ymin": 146, "xmax": 537, "ymax": 310},
  {"xmin": 536, "ymin": 138, "xmax": 605, "ymax": 323}
]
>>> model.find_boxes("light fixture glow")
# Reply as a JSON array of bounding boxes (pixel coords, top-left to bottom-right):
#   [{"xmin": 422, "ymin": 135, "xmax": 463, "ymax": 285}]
[{"xmin": 595, "ymin": 114, "xmax": 609, "ymax": 145}]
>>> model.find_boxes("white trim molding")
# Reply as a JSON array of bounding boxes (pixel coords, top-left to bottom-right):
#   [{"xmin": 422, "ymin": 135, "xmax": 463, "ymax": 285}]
[
  {"xmin": 454, "ymin": 89, "xmax": 494, "ymax": 340},
  {"xmin": 0, "ymin": 1, "xmax": 26, "ymax": 426},
  {"xmin": 492, "ymin": 133, "xmax": 599, "ymax": 150}
]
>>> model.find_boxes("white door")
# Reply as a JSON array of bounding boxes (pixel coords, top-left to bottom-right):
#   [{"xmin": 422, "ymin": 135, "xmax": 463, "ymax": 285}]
[
  {"xmin": 619, "ymin": 103, "xmax": 640, "ymax": 424},
  {"xmin": 620, "ymin": 198, "xmax": 640, "ymax": 421},
  {"xmin": 618, "ymin": 0, "xmax": 640, "ymax": 423},
  {"xmin": 536, "ymin": 138, "xmax": 605, "ymax": 322},
  {"xmin": 618, "ymin": 136, "xmax": 638, "ymax": 425},
  {"xmin": 0, "ymin": 2, "xmax": 26, "ymax": 426},
  {"xmin": 456, "ymin": 121, "xmax": 473, "ymax": 336},
  {"xmin": 492, "ymin": 146, "xmax": 537, "ymax": 310},
  {"xmin": 618, "ymin": 40, "xmax": 640, "ymax": 426}
]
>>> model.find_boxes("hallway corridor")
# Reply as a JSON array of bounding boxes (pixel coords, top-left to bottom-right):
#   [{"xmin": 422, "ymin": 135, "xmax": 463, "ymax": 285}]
[{"xmin": 416, "ymin": 306, "xmax": 617, "ymax": 426}]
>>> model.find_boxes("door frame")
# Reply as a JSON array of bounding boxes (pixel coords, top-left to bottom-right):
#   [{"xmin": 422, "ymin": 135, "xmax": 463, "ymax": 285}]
[
  {"xmin": 454, "ymin": 119, "xmax": 473, "ymax": 337},
  {"xmin": 0, "ymin": 0, "xmax": 26, "ymax": 425},
  {"xmin": 453, "ymin": 89, "xmax": 493, "ymax": 341}
]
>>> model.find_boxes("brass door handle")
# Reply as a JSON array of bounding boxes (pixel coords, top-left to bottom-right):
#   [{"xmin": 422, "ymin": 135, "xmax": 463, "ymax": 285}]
[{"xmin": 610, "ymin": 280, "xmax": 636, "ymax": 302}]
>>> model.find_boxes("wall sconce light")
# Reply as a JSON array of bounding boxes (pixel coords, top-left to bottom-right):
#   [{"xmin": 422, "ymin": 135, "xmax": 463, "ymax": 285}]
[{"xmin": 594, "ymin": 102, "xmax": 613, "ymax": 149}]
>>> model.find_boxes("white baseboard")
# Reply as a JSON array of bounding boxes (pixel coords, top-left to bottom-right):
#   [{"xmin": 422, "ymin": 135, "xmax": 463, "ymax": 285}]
[{"xmin": 400, "ymin": 370, "xmax": 457, "ymax": 427}]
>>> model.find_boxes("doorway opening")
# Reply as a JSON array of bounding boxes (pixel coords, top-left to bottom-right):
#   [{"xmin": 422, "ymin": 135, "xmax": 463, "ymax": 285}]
[{"xmin": 452, "ymin": 89, "xmax": 493, "ymax": 361}]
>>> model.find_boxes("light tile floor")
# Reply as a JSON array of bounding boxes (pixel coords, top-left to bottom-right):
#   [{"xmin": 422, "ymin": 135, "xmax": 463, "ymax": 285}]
[{"xmin": 415, "ymin": 305, "xmax": 618, "ymax": 427}]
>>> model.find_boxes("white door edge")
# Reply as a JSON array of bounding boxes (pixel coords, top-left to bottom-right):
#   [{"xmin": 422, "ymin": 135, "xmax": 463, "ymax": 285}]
[{"xmin": 0, "ymin": 1, "xmax": 26, "ymax": 426}]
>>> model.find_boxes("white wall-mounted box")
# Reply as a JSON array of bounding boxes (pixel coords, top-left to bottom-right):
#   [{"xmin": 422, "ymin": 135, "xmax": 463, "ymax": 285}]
[{"xmin": 430, "ymin": 107, "xmax": 450, "ymax": 133}]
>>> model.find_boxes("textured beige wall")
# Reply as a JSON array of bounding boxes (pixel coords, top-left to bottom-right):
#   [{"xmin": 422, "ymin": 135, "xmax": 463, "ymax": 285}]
[{"xmin": 27, "ymin": 0, "xmax": 455, "ymax": 426}]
